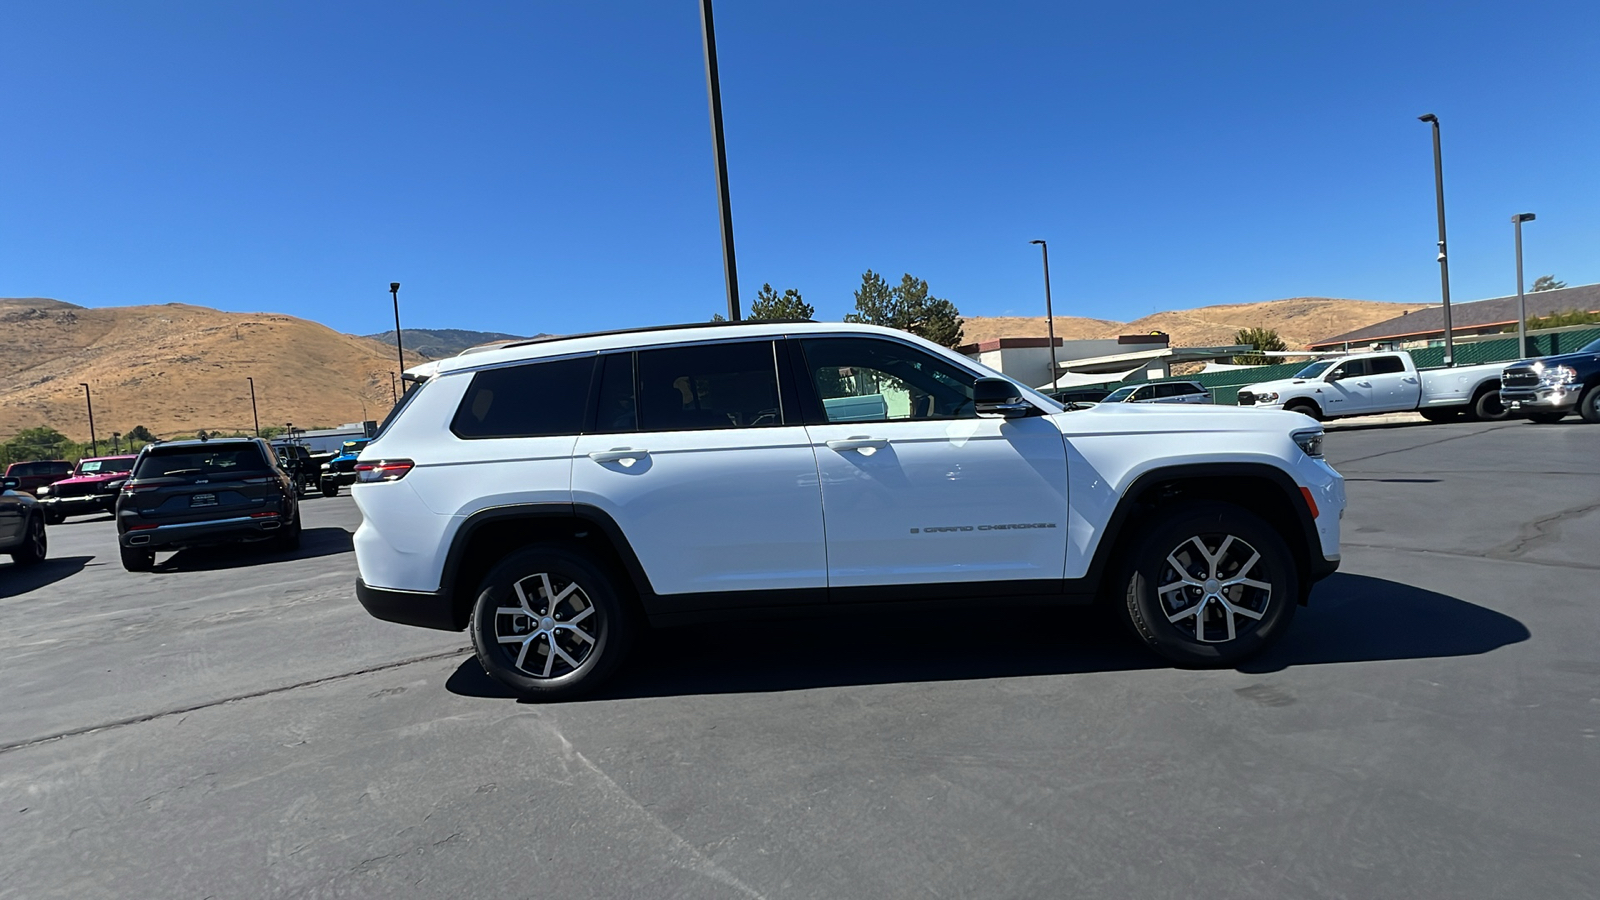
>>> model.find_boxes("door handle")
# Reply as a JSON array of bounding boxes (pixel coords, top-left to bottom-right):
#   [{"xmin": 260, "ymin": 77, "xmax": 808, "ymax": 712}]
[
  {"xmin": 1357, "ymin": 381, "xmax": 1371, "ymax": 387},
  {"xmin": 826, "ymin": 437, "xmax": 889, "ymax": 452},
  {"xmin": 588, "ymin": 448, "xmax": 649, "ymax": 464}
]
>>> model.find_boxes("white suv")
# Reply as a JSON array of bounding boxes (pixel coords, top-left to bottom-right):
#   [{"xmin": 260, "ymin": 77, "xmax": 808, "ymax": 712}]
[{"xmin": 353, "ymin": 321, "xmax": 1344, "ymax": 699}]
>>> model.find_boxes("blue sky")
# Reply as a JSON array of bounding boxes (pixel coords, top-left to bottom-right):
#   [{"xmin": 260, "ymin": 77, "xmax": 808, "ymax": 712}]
[{"xmin": 2, "ymin": 1, "xmax": 1596, "ymax": 337}]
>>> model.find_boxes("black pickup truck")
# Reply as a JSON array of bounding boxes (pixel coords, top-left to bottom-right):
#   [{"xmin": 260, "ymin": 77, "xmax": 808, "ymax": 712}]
[{"xmin": 1500, "ymin": 336, "xmax": 1600, "ymax": 424}]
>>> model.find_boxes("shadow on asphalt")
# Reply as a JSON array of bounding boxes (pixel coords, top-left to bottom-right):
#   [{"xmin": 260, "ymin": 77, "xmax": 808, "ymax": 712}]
[
  {"xmin": 153, "ymin": 527, "xmax": 353, "ymax": 573},
  {"xmin": 0, "ymin": 555, "xmax": 93, "ymax": 598},
  {"xmin": 443, "ymin": 572, "xmax": 1529, "ymax": 701}
]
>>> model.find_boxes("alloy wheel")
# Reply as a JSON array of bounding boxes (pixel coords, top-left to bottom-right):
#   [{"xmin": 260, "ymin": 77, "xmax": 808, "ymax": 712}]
[
  {"xmin": 1155, "ymin": 533, "xmax": 1273, "ymax": 644},
  {"xmin": 492, "ymin": 572, "xmax": 601, "ymax": 679}
]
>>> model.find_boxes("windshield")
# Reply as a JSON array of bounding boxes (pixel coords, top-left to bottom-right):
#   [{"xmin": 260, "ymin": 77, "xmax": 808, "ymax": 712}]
[
  {"xmin": 77, "ymin": 458, "xmax": 134, "ymax": 476},
  {"xmin": 1294, "ymin": 360, "xmax": 1337, "ymax": 379},
  {"xmin": 1103, "ymin": 386, "xmax": 1137, "ymax": 402},
  {"xmin": 134, "ymin": 445, "xmax": 271, "ymax": 479},
  {"xmin": 1581, "ymin": 337, "xmax": 1600, "ymax": 355}
]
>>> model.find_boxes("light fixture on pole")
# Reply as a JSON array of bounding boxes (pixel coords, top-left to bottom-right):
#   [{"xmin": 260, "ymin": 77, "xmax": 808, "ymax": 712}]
[
  {"xmin": 1512, "ymin": 213, "xmax": 1537, "ymax": 359},
  {"xmin": 80, "ymin": 383, "xmax": 98, "ymax": 457},
  {"xmin": 390, "ymin": 282, "xmax": 407, "ymax": 394},
  {"xmin": 1418, "ymin": 113, "xmax": 1455, "ymax": 366},
  {"xmin": 1029, "ymin": 240, "xmax": 1060, "ymax": 391},
  {"xmin": 700, "ymin": 0, "xmax": 741, "ymax": 321},
  {"xmin": 247, "ymin": 376, "xmax": 261, "ymax": 437}
]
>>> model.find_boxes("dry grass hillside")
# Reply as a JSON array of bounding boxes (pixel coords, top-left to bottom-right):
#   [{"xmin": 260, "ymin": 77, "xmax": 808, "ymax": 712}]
[
  {"xmin": 963, "ymin": 298, "xmax": 1429, "ymax": 350},
  {"xmin": 0, "ymin": 298, "xmax": 427, "ymax": 442}
]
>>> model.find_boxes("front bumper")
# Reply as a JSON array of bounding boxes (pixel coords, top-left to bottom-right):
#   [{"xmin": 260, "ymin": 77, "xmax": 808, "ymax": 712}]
[
  {"xmin": 40, "ymin": 494, "xmax": 117, "ymax": 515},
  {"xmin": 1500, "ymin": 386, "xmax": 1579, "ymax": 412},
  {"xmin": 356, "ymin": 579, "xmax": 460, "ymax": 631},
  {"xmin": 120, "ymin": 515, "xmax": 286, "ymax": 550}
]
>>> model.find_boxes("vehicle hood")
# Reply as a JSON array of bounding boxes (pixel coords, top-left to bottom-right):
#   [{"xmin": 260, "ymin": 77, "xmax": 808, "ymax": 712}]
[
  {"xmin": 50, "ymin": 472, "xmax": 129, "ymax": 487},
  {"xmin": 1052, "ymin": 400, "xmax": 1317, "ymax": 433},
  {"xmin": 1238, "ymin": 377, "xmax": 1315, "ymax": 396}
]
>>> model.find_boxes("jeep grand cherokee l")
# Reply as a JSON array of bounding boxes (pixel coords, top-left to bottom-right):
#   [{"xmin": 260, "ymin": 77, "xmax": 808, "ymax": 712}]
[{"xmin": 353, "ymin": 321, "xmax": 1344, "ymax": 700}]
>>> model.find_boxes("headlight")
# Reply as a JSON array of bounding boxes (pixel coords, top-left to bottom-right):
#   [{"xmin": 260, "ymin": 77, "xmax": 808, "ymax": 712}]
[
  {"xmin": 1257, "ymin": 391, "xmax": 1280, "ymax": 403},
  {"xmin": 1539, "ymin": 365, "xmax": 1578, "ymax": 385},
  {"xmin": 320, "ymin": 463, "xmax": 332, "ymax": 470},
  {"xmin": 36, "ymin": 486, "xmax": 49, "ymax": 497},
  {"xmin": 1292, "ymin": 429, "xmax": 1325, "ymax": 459}
]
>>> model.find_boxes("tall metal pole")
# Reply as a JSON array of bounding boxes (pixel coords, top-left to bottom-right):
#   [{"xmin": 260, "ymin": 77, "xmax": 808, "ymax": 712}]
[
  {"xmin": 700, "ymin": 0, "xmax": 741, "ymax": 321},
  {"xmin": 390, "ymin": 282, "xmax": 407, "ymax": 393},
  {"xmin": 1030, "ymin": 240, "xmax": 1060, "ymax": 390},
  {"xmin": 247, "ymin": 376, "xmax": 260, "ymax": 437},
  {"xmin": 1513, "ymin": 213, "xmax": 1536, "ymax": 359},
  {"xmin": 1418, "ymin": 114, "xmax": 1454, "ymax": 365},
  {"xmin": 390, "ymin": 372, "xmax": 398, "ymax": 404},
  {"xmin": 80, "ymin": 383, "xmax": 98, "ymax": 456}
]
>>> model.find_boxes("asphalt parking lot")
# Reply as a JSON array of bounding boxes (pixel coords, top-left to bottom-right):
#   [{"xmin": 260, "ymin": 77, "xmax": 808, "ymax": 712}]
[{"xmin": 2, "ymin": 419, "xmax": 1597, "ymax": 899}]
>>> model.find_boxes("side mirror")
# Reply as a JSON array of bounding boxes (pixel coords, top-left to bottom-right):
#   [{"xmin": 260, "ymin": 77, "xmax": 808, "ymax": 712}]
[
  {"xmin": 974, "ymin": 377, "xmax": 1034, "ymax": 418},
  {"xmin": 0, "ymin": 476, "xmax": 19, "ymax": 492}
]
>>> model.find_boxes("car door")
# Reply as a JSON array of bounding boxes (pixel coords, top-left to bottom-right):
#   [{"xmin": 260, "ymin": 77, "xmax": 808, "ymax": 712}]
[
  {"xmin": 794, "ymin": 335, "xmax": 1069, "ymax": 589},
  {"xmin": 0, "ymin": 482, "xmax": 24, "ymax": 545},
  {"xmin": 570, "ymin": 340, "xmax": 828, "ymax": 604},
  {"xmin": 1322, "ymin": 358, "xmax": 1372, "ymax": 415},
  {"xmin": 1365, "ymin": 354, "xmax": 1420, "ymax": 411}
]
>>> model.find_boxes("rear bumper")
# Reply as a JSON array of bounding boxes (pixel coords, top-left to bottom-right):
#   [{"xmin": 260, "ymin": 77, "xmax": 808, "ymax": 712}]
[
  {"xmin": 356, "ymin": 579, "xmax": 460, "ymax": 631},
  {"xmin": 120, "ymin": 515, "xmax": 285, "ymax": 550},
  {"xmin": 1500, "ymin": 386, "xmax": 1578, "ymax": 411}
]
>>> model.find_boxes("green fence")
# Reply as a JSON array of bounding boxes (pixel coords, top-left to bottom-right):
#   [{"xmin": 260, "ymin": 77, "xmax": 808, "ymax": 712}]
[{"xmin": 1070, "ymin": 327, "xmax": 1600, "ymax": 406}]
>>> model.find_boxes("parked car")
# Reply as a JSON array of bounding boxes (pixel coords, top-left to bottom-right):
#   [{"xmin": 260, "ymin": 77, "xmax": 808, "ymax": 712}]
[
  {"xmin": 351, "ymin": 320, "xmax": 1343, "ymax": 700},
  {"xmin": 0, "ymin": 475, "xmax": 48, "ymax": 565},
  {"xmin": 2, "ymin": 460, "xmax": 74, "ymax": 496},
  {"xmin": 115, "ymin": 437, "xmax": 301, "ymax": 572},
  {"xmin": 1046, "ymin": 387, "xmax": 1112, "ymax": 405},
  {"xmin": 1499, "ymin": 336, "xmax": 1600, "ymax": 424},
  {"xmin": 1236, "ymin": 351, "xmax": 1506, "ymax": 422},
  {"xmin": 275, "ymin": 444, "xmax": 317, "ymax": 498},
  {"xmin": 319, "ymin": 438, "xmax": 371, "ymax": 497},
  {"xmin": 35, "ymin": 455, "xmax": 137, "ymax": 523},
  {"xmin": 1100, "ymin": 381, "xmax": 1213, "ymax": 404}
]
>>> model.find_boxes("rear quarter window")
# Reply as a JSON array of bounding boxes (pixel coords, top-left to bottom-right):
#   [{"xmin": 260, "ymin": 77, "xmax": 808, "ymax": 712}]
[{"xmin": 451, "ymin": 357, "xmax": 594, "ymax": 439}]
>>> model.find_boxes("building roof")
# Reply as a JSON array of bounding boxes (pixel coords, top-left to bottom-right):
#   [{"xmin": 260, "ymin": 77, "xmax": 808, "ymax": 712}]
[{"xmin": 1311, "ymin": 283, "xmax": 1600, "ymax": 348}]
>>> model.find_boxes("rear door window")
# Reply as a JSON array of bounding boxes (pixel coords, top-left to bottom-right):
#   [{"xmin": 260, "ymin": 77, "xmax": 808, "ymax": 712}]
[
  {"xmin": 452, "ymin": 356, "xmax": 594, "ymax": 439},
  {"xmin": 636, "ymin": 341, "xmax": 784, "ymax": 431},
  {"xmin": 1369, "ymin": 356, "xmax": 1406, "ymax": 375}
]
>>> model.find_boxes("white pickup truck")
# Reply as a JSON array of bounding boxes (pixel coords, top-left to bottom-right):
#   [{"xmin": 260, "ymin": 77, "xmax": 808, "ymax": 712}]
[{"xmin": 1235, "ymin": 350, "xmax": 1506, "ymax": 422}]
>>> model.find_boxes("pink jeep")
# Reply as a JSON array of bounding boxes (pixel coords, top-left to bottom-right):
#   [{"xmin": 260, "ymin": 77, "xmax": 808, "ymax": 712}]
[{"xmin": 37, "ymin": 455, "xmax": 137, "ymax": 523}]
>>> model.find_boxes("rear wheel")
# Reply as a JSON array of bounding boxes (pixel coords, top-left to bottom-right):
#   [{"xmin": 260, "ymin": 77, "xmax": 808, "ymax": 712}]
[
  {"xmin": 1579, "ymin": 384, "xmax": 1600, "ymax": 424},
  {"xmin": 11, "ymin": 515, "xmax": 46, "ymax": 565},
  {"xmin": 274, "ymin": 515, "xmax": 302, "ymax": 551},
  {"xmin": 321, "ymin": 481, "xmax": 338, "ymax": 498},
  {"xmin": 470, "ymin": 545, "xmax": 634, "ymax": 701},
  {"xmin": 1471, "ymin": 389, "xmax": 1508, "ymax": 421},
  {"xmin": 1284, "ymin": 401, "xmax": 1321, "ymax": 421},
  {"xmin": 1527, "ymin": 412, "xmax": 1567, "ymax": 424},
  {"xmin": 1120, "ymin": 502, "xmax": 1299, "ymax": 667},
  {"xmin": 120, "ymin": 545, "xmax": 155, "ymax": 572}
]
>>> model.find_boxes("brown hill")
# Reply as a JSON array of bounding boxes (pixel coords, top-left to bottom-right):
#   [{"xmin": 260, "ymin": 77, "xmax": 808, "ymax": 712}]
[
  {"xmin": 962, "ymin": 297, "xmax": 1428, "ymax": 350},
  {"xmin": 0, "ymin": 298, "xmax": 426, "ymax": 442}
]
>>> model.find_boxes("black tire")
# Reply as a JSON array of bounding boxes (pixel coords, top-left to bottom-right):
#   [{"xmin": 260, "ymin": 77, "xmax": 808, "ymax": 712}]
[
  {"xmin": 321, "ymin": 482, "xmax": 338, "ymax": 498},
  {"xmin": 1119, "ymin": 501, "xmax": 1299, "ymax": 667},
  {"xmin": 1284, "ymin": 401, "xmax": 1322, "ymax": 422},
  {"xmin": 1471, "ymin": 388, "xmax": 1508, "ymax": 421},
  {"xmin": 120, "ymin": 545, "xmax": 155, "ymax": 572},
  {"xmin": 1526, "ymin": 412, "xmax": 1566, "ymax": 425},
  {"xmin": 469, "ymin": 545, "xmax": 634, "ymax": 701},
  {"xmin": 43, "ymin": 508, "xmax": 65, "ymax": 526},
  {"xmin": 274, "ymin": 515, "xmax": 302, "ymax": 551},
  {"xmin": 11, "ymin": 514, "xmax": 47, "ymax": 565},
  {"xmin": 1419, "ymin": 408, "xmax": 1458, "ymax": 424},
  {"xmin": 1579, "ymin": 384, "xmax": 1600, "ymax": 424}
]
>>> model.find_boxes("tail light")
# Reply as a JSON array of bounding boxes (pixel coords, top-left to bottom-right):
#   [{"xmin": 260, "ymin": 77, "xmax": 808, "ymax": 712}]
[
  {"xmin": 356, "ymin": 459, "xmax": 414, "ymax": 483},
  {"xmin": 122, "ymin": 482, "xmax": 160, "ymax": 493},
  {"xmin": 249, "ymin": 511, "xmax": 281, "ymax": 518}
]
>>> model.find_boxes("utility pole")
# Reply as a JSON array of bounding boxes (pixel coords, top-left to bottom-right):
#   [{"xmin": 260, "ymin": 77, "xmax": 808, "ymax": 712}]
[
  {"xmin": 80, "ymin": 383, "xmax": 98, "ymax": 456},
  {"xmin": 1418, "ymin": 114, "xmax": 1455, "ymax": 365},
  {"xmin": 1512, "ymin": 213, "xmax": 1536, "ymax": 359},
  {"xmin": 390, "ymin": 372, "xmax": 398, "ymax": 404},
  {"xmin": 700, "ymin": 0, "xmax": 741, "ymax": 321},
  {"xmin": 390, "ymin": 282, "xmax": 407, "ymax": 393},
  {"xmin": 1029, "ymin": 240, "xmax": 1060, "ymax": 391},
  {"xmin": 247, "ymin": 376, "xmax": 261, "ymax": 437}
]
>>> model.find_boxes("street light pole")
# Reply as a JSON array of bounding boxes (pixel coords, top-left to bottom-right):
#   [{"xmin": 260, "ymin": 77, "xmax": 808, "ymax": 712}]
[
  {"xmin": 1512, "ymin": 213, "xmax": 1537, "ymax": 359},
  {"xmin": 79, "ymin": 383, "xmax": 98, "ymax": 456},
  {"xmin": 390, "ymin": 282, "xmax": 407, "ymax": 393},
  {"xmin": 390, "ymin": 371, "xmax": 398, "ymax": 404},
  {"xmin": 699, "ymin": 0, "xmax": 741, "ymax": 322},
  {"xmin": 1418, "ymin": 113, "xmax": 1455, "ymax": 366},
  {"xmin": 247, "ymin": 376, "xmax": 261, "ymax": 437},
  {"xmin": 1029, "ymin": 240, "xmax": 1060, "ymax": 390}
]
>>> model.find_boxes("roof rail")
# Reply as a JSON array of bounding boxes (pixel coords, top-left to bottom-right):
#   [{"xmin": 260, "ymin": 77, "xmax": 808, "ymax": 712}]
[{"xmin": 500, "ymin": 317, "xmax": 816, "ymax": 351}]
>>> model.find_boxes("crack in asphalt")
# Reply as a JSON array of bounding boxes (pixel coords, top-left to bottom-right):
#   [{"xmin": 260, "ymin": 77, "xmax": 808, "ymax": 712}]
[
  {"xmin": 1488, "ymin": 500, "xmax": 1600, "ymax": 560},
  {"xmin": 0, "ymin": 646, "xmax": 470, "ymax": 756},
  {"xmin": 1341, "ymin": 542, "xmax": 1600, "ymax": 572},
  {"xmin": 1332, "ymin": 422, "xmax": 1522, "ymax": 466}
]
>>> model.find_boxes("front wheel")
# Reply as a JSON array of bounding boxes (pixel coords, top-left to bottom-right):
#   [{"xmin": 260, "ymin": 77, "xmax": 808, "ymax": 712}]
[
  {"xmin": 1120, "ymin": 502, "xmax": 1299, "ymax": 667},
  {"xmin": 1527, "ymin": 412, "xmax": 1566, "ymax": 425},
  {"xmin": 321, "ymin": 481, "xmax": 338, "ymax": 498},
  {"xmin": 43, "ymin": 508, "xmax": 65, "ymax": 526},
  {"xmin": 1284, "ymin": 401, "xmax": 1322, "ymax": 421},
  {"xmin": 1471, "ymin": 389, "xmax": 1508, "ymax": 421},
  {"xmin": 120, "ymin": 545, "xmax": 155, "ymax": 572},
  {"xmin": 11, "ymin": 515, "xmax": 47, "ymax": 565},
  {"xmin": 470, "ymin": 546, "xmax": 634, "ymax": 701},
  {"xmin": 1579, "ymin": 384, "xmax": 1600, "ymax": 424}
]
